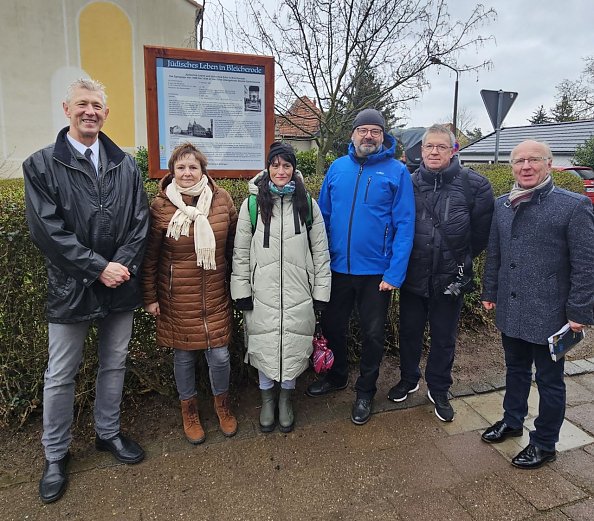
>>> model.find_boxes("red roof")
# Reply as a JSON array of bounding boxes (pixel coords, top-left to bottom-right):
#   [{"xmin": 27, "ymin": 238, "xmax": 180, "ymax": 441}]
[{"xmin": 275, "ymin": 97, "xmax": 321, "ymax": 139}]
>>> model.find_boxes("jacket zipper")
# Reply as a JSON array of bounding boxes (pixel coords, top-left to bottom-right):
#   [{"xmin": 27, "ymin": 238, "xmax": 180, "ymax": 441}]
[
  {"xmin": 444, "ymin": 195, "xmax": 450, "ymax": 222},
  {"xmin": 168, "ymin": 265, "xmax": 173, "ymax": 298},
  {"xmin": 54, "ymin": 156, "xmax": 122, "ymax": 230},
  {"xmin": 54, "ymin": 157, "xmax": 102, "ymax": 209},
  {"xmin": 363, "ymin": 176, "xmax": 372, "ymax": 202},
  {"xmin": 383, "ymin": 225, "xmax": 389, "ymax": 256},
  {"xmin": 347, "ymin": 164, "xmax": 364, "ymax": 273},
  {"xmin": 279, "ymin": 197, "xmax": 284, "ymax": 380},
  {"xmin": 202, "ymin": 270, "xmax": 211, "ymax": 348}
]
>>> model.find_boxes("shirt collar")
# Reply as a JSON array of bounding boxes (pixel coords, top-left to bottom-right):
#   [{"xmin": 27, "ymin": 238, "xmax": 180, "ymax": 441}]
[
  {"xmin": 66, "ymin": 133, "xmax": 98, "ymax": 155},
  {"xmin": 66, "ymin": 133, "xmax": 99, "ymax": 171}
]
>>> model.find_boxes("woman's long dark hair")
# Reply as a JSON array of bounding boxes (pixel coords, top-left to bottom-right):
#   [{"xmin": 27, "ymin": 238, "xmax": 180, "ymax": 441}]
[{"xmin": 256, "ymin": 153, "xmax": 309, "ymax": 227}]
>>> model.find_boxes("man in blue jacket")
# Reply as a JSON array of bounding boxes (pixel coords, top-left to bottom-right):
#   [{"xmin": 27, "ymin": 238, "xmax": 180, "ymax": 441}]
[
  {"xmin": 481, "ymin": 140, "xmax": 594, "ymax": 468},
  {"xmin": 306, "ymin": 109, "xmax": 415, "ymax": 425}
]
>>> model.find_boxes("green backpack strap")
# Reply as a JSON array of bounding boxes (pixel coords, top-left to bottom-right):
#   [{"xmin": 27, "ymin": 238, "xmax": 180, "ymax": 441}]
[
  {"xmin": 248, "ymin": 194, "xmax": 258, "ymax": 234},
  {"xmin": 249, "ymin": 192, "xmax": 313, "ymax": 234}
]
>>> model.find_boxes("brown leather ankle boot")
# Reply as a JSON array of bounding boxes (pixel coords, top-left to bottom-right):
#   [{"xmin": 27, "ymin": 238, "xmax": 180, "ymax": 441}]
[
  {"xmin": 180, "ymin": 397, "xmax": 205, "ymax": 444},
  {"xmin": 213, "ymin": 392, "xmax": 238, "ymax": 437}
]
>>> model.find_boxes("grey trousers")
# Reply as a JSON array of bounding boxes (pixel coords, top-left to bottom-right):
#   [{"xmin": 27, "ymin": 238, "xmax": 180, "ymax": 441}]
[
  {"xmin": 42, "ymin": 311, "xmax": 134, "ymax": 462},
  {"xmin": 174, "ymin": 346, "xmax": 230, "ymax": 400},
  {"xmin": 258, "ymin": 370, "xmax": 296, "ymax": 390}
]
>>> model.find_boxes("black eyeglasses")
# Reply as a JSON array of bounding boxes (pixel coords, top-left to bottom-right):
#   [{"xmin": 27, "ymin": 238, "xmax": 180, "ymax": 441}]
[
  {"xmin": 355, "ymin": 128, "xmax": 383, "ymax": 137},
  {"xmin": 422, "ymin": 144, "xmax": 452, "ymax": 152}
]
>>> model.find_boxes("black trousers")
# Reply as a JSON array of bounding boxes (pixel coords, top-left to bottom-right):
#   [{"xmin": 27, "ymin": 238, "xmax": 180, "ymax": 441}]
[
  {"xmin": 398, "ymin": 288, "xmax": 463, "ymax": 394},
  {"xmin": 321, "ymin": 272, "xmax": 391, "ymax": 400},
  {"xmin": 502, "ymin": 334, "xmax": 565, "ymax": 452}
]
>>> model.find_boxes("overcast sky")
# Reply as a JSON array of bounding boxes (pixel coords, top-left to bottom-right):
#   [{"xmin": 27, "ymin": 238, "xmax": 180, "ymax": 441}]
[
  {"xmin": 410, "ymin": 0, "xmax": 592, "ymax": 133},
  {"xmin": 206, "ymin": 0, "xmax": 592, "ymax": 134}
]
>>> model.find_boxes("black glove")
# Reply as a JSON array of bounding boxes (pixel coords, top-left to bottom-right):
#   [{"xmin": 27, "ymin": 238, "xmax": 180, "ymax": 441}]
[
  {"xmin": 234, "ymin": 297, "xmax": 254, "ymax": 311},
  {"xmin": 313, "ymin": 300, "xmax": 327, "ymax": 312}
]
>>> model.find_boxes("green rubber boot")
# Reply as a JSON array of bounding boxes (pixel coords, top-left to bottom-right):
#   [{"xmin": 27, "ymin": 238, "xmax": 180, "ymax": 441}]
[
  {"xmin": 259, "ymin": 388, "xmax": 276, "ymax": 433},
  {"xmin": 278, "ymin": 388, "xmax": 294, "ymax": 433}
]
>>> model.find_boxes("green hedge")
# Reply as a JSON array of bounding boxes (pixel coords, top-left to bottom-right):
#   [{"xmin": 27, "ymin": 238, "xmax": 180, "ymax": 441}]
[{"xmin": 0, "ymin": 160, "xmax": 583, "ymax": 427}]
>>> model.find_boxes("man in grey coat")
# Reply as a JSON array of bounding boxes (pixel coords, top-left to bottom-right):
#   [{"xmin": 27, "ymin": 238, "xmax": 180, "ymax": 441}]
[{"xmin": 481, "ymin": 139, "xmax": 594, "ymax": 469}]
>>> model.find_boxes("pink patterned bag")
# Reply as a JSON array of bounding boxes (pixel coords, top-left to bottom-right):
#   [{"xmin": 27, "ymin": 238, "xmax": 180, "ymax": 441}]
[{"xmin": 311, "ymin": 320, "xmax": 334, "ymax": 373}]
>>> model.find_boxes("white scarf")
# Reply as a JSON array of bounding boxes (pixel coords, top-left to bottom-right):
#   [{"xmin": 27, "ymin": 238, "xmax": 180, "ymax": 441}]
[{"xmin": 165, "ymin": 177, "xmax": 216, "ymax": 270}]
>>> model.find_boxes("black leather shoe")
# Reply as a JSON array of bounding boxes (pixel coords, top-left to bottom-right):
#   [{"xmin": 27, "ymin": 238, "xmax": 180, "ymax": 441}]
[
  {"xmin": 481, "ymin": 420, "xmax": 524, "ymax": 444},
  {"xmin": 95, "ymin": 433, "xmax": 145, "ymax": 464},
  {"xmin": 351, "ymin": 398, "xmax": 372, "ymax": 425},
  {"xmin": 305, "ymin": 377, "xmax": 348, "ymax": 397},
  {"xmin": 512, "ymin": 444, "xmax": 556, "ymax": 469},
  {"xmin": 39, "ymin": 452, "xmax": 70, "ymax": 504}
]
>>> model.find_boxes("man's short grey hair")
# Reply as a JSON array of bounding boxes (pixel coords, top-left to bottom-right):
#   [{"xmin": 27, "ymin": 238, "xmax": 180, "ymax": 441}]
[
  {"xmin": 65, "ymin": 78, "xmax": 107, "ymax": 106},
  {"xmin": 510, "ymin": 140, "xmax": 553, "ymax": 161},
  {"xmin": 422, "ymin": 124, "xmax": 456, "ymax": 147}
]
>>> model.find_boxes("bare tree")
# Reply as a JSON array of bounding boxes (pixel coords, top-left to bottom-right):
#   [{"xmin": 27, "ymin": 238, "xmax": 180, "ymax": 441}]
[
  {"xmin": 206, "ymin": 0, "xmax": 496, "ymax": 173},
  {"xmin": 437, "ymin": 105, "xmax": 477, "ymax": 141},
  {"xmin": 554, "ymin": 57, "xmax": 594, "ymax": 120}
]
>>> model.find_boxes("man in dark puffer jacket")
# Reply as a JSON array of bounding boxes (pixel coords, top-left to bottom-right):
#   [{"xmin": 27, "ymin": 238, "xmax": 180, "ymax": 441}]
[{"xmin": 388, "ymin": 124, "xmax": 494, "ymax": 422}]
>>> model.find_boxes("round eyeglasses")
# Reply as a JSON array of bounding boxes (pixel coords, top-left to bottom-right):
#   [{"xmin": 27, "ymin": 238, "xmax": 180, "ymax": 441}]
[
  {"xmin": 355, "ymin": 128, "xmax": 383, "ymax": 137},
  {"xmin": 422, "ymin": 144, "xmax": 452, "ymax": 152}
]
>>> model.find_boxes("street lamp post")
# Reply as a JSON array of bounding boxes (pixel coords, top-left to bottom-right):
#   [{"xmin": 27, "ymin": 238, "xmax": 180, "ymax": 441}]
[{"xmin": 429, "ymin": 57, "xmax": 460, "ymax": 137}]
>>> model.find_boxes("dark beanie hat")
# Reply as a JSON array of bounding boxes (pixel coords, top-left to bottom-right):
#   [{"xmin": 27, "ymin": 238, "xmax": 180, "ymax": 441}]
[
  {"xmin": 352, "ymin": 108, "xmax": 385, "ymax": 131},
  {"xmin": 267, "ymin": 141, "xmax": 297, "ymax": 171}
]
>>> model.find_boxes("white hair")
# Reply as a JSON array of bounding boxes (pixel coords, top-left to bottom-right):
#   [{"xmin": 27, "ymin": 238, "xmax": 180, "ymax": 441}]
[
  {"xmin": 422, "ymin": 124, "xmax": 456, "ymax": 147},
  {"xmin": 65, "ymin": 78, "xmax": 107, "ymax": 106}
]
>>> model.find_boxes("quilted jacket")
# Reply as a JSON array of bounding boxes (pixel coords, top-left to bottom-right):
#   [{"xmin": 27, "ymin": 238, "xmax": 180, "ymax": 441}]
[
  {"xmin": 402, "ymin": 157, "xmax": 494, "ymax": 297},
  {"xmin": 142, "ymin": 176, "xmax": 237, "ymax": 350},
  {"xmin": 231, "ymin": 171, "xmax": 331, "ymax": 381}
]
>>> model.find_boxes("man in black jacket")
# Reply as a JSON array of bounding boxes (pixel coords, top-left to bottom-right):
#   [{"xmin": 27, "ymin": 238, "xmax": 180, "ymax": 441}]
[
  {"xmin": 23, "ymin": 78, "xmax": 149, "ymax": 503},
  {"xmin": 387, "ymin": 124, "xmax": 494, "ymax": 422}
]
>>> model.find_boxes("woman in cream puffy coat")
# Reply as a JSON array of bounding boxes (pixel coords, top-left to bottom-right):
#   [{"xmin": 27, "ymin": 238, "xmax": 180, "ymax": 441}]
[{"xmin": 231, "ymin": 142, "xmax": 331, "ymax": 433}]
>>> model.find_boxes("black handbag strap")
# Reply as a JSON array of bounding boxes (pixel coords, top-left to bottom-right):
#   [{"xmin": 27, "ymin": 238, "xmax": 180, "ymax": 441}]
[
  {"xmin": 421, "ymin": 195, "xmax": 465, "ymax": 271},
  {"xmin": 415, "ymin": 170, "xmax": 473, "ymax": 270},
  {"xmin": 314, "ymin": 312, "xmax": 323, "ymax": 336}
]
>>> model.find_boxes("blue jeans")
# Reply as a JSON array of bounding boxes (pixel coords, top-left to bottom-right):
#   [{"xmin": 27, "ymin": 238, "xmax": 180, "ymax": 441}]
[
  {"xmin": 502, "ymin": 334, "xmax": 566, "ymax": 452},
  {"xmin": 42, "ymin": 311, "xmax": 134, "ymax": 462},
  {"xmin": 398, "ymin": 288, "xmax": 464, "ymax": 394},
  {"xmin": 322, "ymin": 273, "xmax": 391, "ymax": 399},
  {"xmin": 174, "ymin": 346, "xmax": 230, "ymax": 400}
]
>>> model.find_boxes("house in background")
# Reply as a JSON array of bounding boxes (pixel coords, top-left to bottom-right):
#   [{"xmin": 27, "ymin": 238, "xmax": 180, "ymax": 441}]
[
  {"xmin": 275, "ymin": 96, "xmax": 321, "ymax": 152},
  {"xmin": 460, "ymin": 120, "xmax": 594, "ymax": 166},
  {"xmin": 0, "ymin": 0, "xmax": 202, "ymax": 178}
]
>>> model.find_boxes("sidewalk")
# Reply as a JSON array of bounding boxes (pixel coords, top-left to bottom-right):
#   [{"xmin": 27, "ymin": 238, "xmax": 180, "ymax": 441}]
[{"xmin": 1, "ymin": 366, "xmax": 594, "ymax": 520}]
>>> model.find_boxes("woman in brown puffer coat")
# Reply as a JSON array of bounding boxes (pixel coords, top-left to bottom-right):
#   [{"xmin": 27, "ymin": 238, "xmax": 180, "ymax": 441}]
[{"xmin": 142, "ymin": 142, "xmax": 238, "ymax": 445}]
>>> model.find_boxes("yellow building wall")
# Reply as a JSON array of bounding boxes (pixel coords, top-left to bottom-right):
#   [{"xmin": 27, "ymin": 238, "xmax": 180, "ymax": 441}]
[
  {"xmin": 80, "ymin": 2, "xmax": 134, "ymax": 147},
  {"xmin": 0, "ymin": 0, "xmax": 200, "ymax": 178}
]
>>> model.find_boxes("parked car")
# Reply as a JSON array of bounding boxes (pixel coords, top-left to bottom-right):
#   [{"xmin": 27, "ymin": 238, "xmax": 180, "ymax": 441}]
[{"xmin": 553, "ymin": 166, "xmax": 594, "ymax": 205}]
